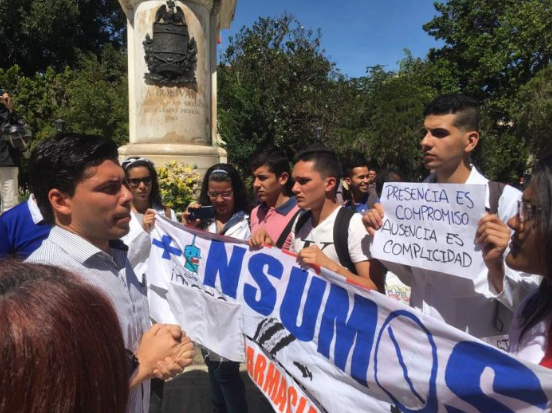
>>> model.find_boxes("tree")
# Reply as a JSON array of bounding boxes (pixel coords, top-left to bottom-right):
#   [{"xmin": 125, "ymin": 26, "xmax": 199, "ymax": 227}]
[
  {"xmin": 218, "ymin": 14, "xmax": 340, "ymax": 172},
  {"xmin": 56, "ymin": 47, "xmax": 129, "ymax": 147},
  {"xmin": 424, "ymin": 0, "xmax": 552, "ymax": 112},
  {"xmin": 332, "ymin": 54, "xmax": 437, "ymax": 181},
  {"xmin": 514, "ymin": 64, "xmax": 552, "ymax": 158},
  {"xmin": 0, "ymin": 0, "xmax": 126, "ymax": 75}
]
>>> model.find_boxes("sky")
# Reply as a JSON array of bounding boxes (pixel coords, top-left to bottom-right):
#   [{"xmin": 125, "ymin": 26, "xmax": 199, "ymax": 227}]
[{"xmin": 219, "ymin": 0, "xmax": 444, "ymax": 79}]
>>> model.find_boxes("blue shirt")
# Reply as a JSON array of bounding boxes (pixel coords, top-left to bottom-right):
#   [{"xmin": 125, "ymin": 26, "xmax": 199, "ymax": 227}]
[
  {"xmin": 0, "ymin": 195, "xmax": 51, "ymax": 258},
  {"xmin": 344, "ymin": 193, "xmax": 369, "ymax": 213}
]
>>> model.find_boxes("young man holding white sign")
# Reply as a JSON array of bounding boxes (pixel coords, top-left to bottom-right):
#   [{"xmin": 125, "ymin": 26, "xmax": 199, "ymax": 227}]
[
  {"xmin": 363, "ymin": 94, "xmax": 538, "ymax": 346},
  {"xmin": 290, "ymin": 145, "xmax": 384, "ymax": 292}
]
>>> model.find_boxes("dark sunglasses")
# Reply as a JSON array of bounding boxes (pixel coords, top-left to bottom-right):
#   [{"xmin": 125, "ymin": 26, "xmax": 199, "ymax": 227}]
[{"xmin": 126, "ymin": 176, "xmax": 153, "ymax": 187}]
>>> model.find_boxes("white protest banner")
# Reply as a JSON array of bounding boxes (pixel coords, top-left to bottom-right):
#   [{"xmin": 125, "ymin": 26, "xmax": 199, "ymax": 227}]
[
  {"xmin": 147, "ymin": 215, "xmax": 552, "ymax": 412},
  {"xmin": 371, "ymin": 182, "xmax": 486, "ymax": 278}
]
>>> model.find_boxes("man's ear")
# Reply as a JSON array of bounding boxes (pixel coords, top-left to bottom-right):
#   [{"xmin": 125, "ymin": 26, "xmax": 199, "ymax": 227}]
[
  {"xmin": 278, "ymin": 172, "xmax": 290, "ymax": 186},
  {"xmin": 343, "ymin": 176, "xmax": 352, "ymax": 186},
  {"xmin": 465, "ymin": 130, "xmax": 479, "ymax": 153},
  {"xmin": 325, "ymin": 176, "xmax": 337, "ymax": 193},
  {"xmin": 48, "ymin": 189, "xmax": 72, "ymax": 218}
]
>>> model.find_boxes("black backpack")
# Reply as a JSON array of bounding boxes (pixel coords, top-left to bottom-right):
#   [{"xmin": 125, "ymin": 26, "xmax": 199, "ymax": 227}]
[{"xmin": 294, "ymin": 207, "xmax": 357, "ymax": 274}]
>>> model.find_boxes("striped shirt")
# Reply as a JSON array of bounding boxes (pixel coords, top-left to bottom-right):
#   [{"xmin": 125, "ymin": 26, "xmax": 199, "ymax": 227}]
[{"xmin": 26, "ymin": 226, "xmax": 151, "ymax": 413}]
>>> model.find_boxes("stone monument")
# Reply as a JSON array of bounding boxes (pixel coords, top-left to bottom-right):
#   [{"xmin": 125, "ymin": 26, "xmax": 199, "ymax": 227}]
[{"xmin": 117, "ymin": 0, "xmax": 236, "ymax": 172}]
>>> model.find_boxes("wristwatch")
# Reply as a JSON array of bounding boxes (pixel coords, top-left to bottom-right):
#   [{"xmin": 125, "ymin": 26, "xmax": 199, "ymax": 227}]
[{"xmin": 125, "ymin": 349, "xmax": 140, "ymax": 377}]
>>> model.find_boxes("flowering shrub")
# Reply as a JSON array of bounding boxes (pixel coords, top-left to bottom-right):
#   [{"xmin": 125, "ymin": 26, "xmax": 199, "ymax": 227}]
[{"xmin": 157, "ymin": 161, "xmax": 202, "ymax": 215}]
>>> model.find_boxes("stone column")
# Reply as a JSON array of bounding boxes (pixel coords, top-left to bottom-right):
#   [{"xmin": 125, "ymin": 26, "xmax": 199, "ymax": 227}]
[{"xmin": 118, "ymin": 0, "xmax": 236, "ymax": 173}]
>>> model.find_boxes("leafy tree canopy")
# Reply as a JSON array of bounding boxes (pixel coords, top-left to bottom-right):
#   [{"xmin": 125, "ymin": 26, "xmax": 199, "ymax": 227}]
[
  {"xmin": 0, "ymin": 0, "xmax": 126, "ymax": 75},
  {"xmin": 218, "ymin": 14, "xmax": 340, "ymax": 173},
  {"xmin": 424, "ymin": 0, "xmax": 552, "ymax": 115}
]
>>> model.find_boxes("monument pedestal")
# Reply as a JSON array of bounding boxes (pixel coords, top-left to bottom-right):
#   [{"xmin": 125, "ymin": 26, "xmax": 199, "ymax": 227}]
[
  {"xmin": 118, "ymin": 0, "xmax": 236, "ymax": 174},
  {"xmin": 118, "ymin": 143, "xmax": 227, "ymax": 169}
]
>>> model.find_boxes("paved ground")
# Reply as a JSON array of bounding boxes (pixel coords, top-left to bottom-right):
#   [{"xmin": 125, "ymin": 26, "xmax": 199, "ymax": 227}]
[{"xmin": 150, "ymin": 348, "xmax": 274, "ymax": 413}]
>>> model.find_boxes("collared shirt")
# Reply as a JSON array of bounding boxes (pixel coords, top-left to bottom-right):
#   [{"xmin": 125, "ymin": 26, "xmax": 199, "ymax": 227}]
[
  {"xmin": 250, "ymin": 196, "xmax": 300, "ymax": 247},
  {"xmin": 206, "ymin": 210, "xmax": 251, "ymax": 239},
  {"xmin": 27, "ymin": 194, "xmax": 44, "ymax": 224},
  {"xmin": 381, "ymin": 166, "xmax": 539, "ymax": 345},
  {"xmin": 345, "ymin": 193, "xmax": 370, "ymax": 214},
  {"xmin": 26, "ymin": 226, "xmax": 151, "ymax": 413},
  {"xmin": 0, "ymin": 194, "xmax": 51, "ymax": 258}
]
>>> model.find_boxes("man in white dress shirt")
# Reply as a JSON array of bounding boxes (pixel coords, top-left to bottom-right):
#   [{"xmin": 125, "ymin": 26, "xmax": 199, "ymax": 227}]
[{"xmin": 27, "ymin": 133, "xmax": 194, "ymax": 413}]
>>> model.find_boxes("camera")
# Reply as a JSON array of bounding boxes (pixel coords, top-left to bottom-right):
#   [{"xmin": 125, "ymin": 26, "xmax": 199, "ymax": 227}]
[
  {"xmin": 2, "ymin": 121, "xmax": 32, "ymax": 159},
  {"xmin": 188, "ymin": 206, "xmax": 215, "ymax": 221}
]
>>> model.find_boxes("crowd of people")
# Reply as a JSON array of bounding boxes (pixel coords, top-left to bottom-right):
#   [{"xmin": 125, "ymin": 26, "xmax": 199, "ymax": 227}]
[{"xmin": 0, "ymin": 93, "xmax": 550, "ymax": 412}]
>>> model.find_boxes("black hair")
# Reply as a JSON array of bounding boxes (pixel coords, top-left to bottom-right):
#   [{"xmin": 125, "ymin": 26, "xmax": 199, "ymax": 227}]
[
  {"xmin": 294, "ymin": 145, "xmax": 341, "ymax": 182},
  {"xmin": 342, "ymin": 154, "xmax": 368, "ymax": 179},
  {"xmin": 423, "ymin": 94, "xmax": 480, "ymax": 132},
  {"xmin": 198, "ymin": 163, "xmax": 250, "ymax": 215},
  {"xmin": 375, "ymin": 169, "xmax": 403, "ymax": 198},
  {"xmin": 519, "ymin": 153, "xmax": 552, "ymax": 340},
  {"xmin": 250, "ymin": 146, "xmax": 293, "ymax": 195},
  {"xmin": 29, "ymin": 133, "xmax": 119, "ymax": 225},
  {"xmin": 251, "ymin": 146, "xmax": 291, "ymax": 177},
  {"xmin": 122, "ymin": 157, "xmax": 164, "ymax": 209}
]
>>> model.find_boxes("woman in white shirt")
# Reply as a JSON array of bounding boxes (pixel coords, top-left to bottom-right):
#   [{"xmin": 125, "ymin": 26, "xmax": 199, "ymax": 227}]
[
  {"xmin": 121, "ymin": 157, "xmax": 177, "ymax": 284},
  {"xmin": 183, "ymin": 163, "xmax": 251, "ymax": 413},
  {"xmin": 481, "ymin": 153, "xmax": 552, "ymax": 365}
]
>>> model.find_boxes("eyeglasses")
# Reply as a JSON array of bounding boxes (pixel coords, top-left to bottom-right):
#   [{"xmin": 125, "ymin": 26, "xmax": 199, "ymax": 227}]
[
  {"xmin": 208, "ymin": 191, "xmax": 233, "ymax": 199},
  {"xmin": 127, "ymin": 177, "xmax": 153, "ymax": 187},
  {"xmin": 517, "ymin": 200, "xmax": 542, "ymax": 222}
]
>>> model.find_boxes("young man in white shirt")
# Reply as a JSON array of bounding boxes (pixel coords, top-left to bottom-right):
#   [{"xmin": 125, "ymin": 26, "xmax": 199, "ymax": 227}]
[
  {"xmin": 363, "ymin": 94, "xmax": 538, "ymax": 345},
  {"xmin": 289, "ymin": 145, "xmax": 383, "ymax": 292}
]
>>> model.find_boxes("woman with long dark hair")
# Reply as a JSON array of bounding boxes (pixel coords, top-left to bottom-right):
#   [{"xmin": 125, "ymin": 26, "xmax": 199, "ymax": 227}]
[
  {"xmin": 121, "ymin": 157, "xmax": 177, "ymax": 283},
  {"xmin": 184, "ymin": 163, "xmax": 250, "ymax": 238},
  {"xmin": 479, "ymin": 153, "xmax": 552, "ymax": 364},
  {"xmin": 122, "ymin": 157, "xmax": 176, "ymax": 227},
  {"xmin": 183, "ymin": 163, "xmax": 250, "ymax": 413},
  {"xmin": 0, "ymin": 262, "xmax": 129, "ymax": 412}
]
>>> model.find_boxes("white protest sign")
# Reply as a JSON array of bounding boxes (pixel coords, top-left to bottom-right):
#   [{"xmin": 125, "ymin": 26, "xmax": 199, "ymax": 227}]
[{"xmin": 371, "ymin": 182, "xmax": 486, "ymax": 278}]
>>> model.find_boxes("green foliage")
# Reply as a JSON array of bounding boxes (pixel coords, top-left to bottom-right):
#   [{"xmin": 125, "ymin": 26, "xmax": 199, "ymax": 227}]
[
  {"xmin": 514, "ymin": 64, "xmax": 552, "ymax": 158},
  {"xmin": 331, "ymin": 54, "xmax": 437, "ymax": 180},
  {"xmin": 56, "ymin": 47, "xmax": 129, "ymax": 147},
  {"xmin": 218, "ymin": 14, "xmax": 339, "ymax": 173},
  {"xmin": 0, "ymin": 0, "xmax": 126, "ymax": 75},
  {"xmin": 0, "ymin": 47, "xmax": 128, "ymax": 146},
  {"xmin": 424, "ymin": 0, "xmax": 552, "ymax": 108}
]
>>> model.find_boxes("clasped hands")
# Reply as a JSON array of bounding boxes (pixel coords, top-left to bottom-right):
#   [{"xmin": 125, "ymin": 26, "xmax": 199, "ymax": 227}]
[{"xmin": 131, "ymin": 324, "xmax": 195, "ymax": 388}]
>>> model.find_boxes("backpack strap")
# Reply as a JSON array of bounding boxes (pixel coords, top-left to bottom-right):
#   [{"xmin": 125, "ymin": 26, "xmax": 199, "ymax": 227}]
[
  {"xmin": 275, "ymin": 209, "xmax": 302, "ymax": 249},
  {"xmin": 293, "ymin": 210, "xmax": 312, "ymax": 235},
  {"xmin": 487, "ymin": 181, "xmax": 506, "ymax": 215},
  {"xmin": 294, "ymin": 208, "xmax": 357, "ymax": 275},
  {"xmin": 333, "ymin": 207, "xmax": 357, "ymax": 275}
]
